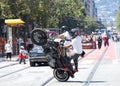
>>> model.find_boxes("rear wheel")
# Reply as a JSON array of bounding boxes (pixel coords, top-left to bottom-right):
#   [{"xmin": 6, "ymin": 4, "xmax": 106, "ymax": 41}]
[
  {"xmin": 53, "ymin": 69, "xmax": 69, "ymax": 82},
  {"xmin": 30, "ymin": 29, "xmax": 47, "ymax": 46}
]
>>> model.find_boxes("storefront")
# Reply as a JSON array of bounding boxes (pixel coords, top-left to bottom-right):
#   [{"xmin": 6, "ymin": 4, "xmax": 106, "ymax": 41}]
[{"xmin": 5, "ymin": 19, "xmax": 25, "ymax": 55}]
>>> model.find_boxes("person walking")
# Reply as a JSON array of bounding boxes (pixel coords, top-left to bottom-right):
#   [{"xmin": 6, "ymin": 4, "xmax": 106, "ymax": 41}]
[
  {"xmin": 4, "ymin": 40, "xmax": 13, "ymax": 61},
  {"xmin": 102, "ymin": 32, "xmax": 109, "ymax": 47},
  {"xmin": 27, "ymin": 36, "xmax": 33, "ymax": 53},
  {"xmin": 18, "ymin": 46, "xmax": 28, "ymax": 64},
  {"xmin": 103, "ymin": 36, "xmax": 109, "ymax": 47},
  {"xmin": 17, "ymin": 37, "xmax": 25, "ymax": 48},
  {"xmin": 97, "ymin": 36, "xmax": 102, "ymax": 49}
]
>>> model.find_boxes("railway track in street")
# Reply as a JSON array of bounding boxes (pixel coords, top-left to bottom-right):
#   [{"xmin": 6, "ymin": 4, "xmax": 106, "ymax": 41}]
[
  {"xmin": 0, "ymin": 48, "xmax": 95, "ymax": 80},
  {"xmin": 0, "ymin": 61, "xmax": 30, "ymax": 78},
  {"xmin": 0, "ymin": 63, "xmax": 18, "ymax": 69},
  {"xmin": 0, "ymin": 46, "xmax": 109, "ymax": 86},
  {"xmin": 0, "ymin": 66, "xmax": 30, "ymax": 78},
  {"xmin": 41, "ymin": 48, "xmax": 107, "ymax": 86},
  {"xmin": 0, "ymin": 59, "xmax": 29, "ymax": 69},
  {"xmin": 0, "ymin": 63, "xmax": 30, "ymax": 78},
  {"xmin": 83, "ymin": 47, "xmax": 108, "ymax": 86}
]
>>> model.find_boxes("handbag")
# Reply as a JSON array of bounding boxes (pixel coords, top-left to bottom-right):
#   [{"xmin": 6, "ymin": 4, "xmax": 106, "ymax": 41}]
[{"xmin": 18, "ymin": 53, "xmax": 23, "ymax": 58}]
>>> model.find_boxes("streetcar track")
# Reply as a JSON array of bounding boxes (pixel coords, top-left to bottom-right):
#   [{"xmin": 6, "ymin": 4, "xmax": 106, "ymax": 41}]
[
  {"xmin": 0, "ymin": 60, "xmax": 29, "ymax": 69},
  {"xmin": 41, "ymin": 49, "xmax": 95, "ymax": 86},
  {"xmin": 83, "ymin": 47, "xmax": 108, "ymax": 86},
  {"xmin": 0, "ymin": 63, "xmax": 18, "ymax": 69},
  {"xmin": 0, "ymin": 49, "xmax": 96, "ymax": 86},
  {"xmin": 0, "ymin": 66, "xmax": 30, "ymax": 78},
  {"xmin": 0, "ymin": 60, "xmax": 30, "ymax": 78},
  {"xmin": 41, "ymin": 77, "xmax": 54, "ymax": 86}
]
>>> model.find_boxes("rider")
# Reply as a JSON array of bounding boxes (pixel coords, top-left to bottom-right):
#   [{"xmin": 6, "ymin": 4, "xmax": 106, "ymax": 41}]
[
  {"xmin": 57, "ymin": 26, "xmax": 83, "ymax": 72},
  {"xmin": 57, "ymin": 25, "xmax": 72, "ymax": 55},
  {"xmin": 63, "ymin": 30, "xmax": 83, "ymax": 72},
  {"xmin": 58, "ymin": 25, "xmax": 72, "ymax": 40}
]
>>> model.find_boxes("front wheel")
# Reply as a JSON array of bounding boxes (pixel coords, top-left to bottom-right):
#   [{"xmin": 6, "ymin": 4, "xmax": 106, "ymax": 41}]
[{"xmin": 53, "ymin": 69, "xmax": 70, "ymax": 82}]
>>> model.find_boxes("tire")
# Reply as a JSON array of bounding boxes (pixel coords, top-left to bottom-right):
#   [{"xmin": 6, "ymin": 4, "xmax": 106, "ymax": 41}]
[
  {"xmin": 53, "ymin": 69, "xmax": 70, "ymax": 82},
  {"xmin": 30, "ymin": 61, "xmax": 35, "ymax": 67},
  {"xmin": 30, "ymin": 29, "xmax": 47, "ymax": 46}
]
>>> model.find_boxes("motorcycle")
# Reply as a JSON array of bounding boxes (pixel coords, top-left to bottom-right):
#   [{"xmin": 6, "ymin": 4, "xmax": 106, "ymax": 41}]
[{"xmin": 30, "ymin": 29, "xmax": 76, "ymax": 82}]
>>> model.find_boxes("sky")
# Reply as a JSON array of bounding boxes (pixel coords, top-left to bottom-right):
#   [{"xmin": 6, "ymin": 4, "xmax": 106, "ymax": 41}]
[{"xmin": 94, "ymin": 0, "xmax": 120, "ymax": 26}]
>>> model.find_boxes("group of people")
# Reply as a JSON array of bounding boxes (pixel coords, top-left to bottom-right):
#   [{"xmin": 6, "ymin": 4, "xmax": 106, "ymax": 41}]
[
  {"xmin": 4, "ymin": 39, "xmax": 28, "ymax": 64},
  {"xmin": 4, "ymin": 25, "xmax": 84, "ymax": 70},
  {"xmin": 17, "ymin": 37, "xmax": 33, "ymax": 53},
  {"xmin": 96, "ymin": 33, "xmax": 109, "ymax": 49}
]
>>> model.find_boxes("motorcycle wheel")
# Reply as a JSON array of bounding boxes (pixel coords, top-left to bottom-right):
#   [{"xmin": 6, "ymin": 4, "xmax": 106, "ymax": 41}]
[
  {"xmin": 53, "ymin": 69, "xmax": 70, "ymax": 82},
  {"xmin": 30, "ymin": 29, "xmax": 47, "ymax": 46}
]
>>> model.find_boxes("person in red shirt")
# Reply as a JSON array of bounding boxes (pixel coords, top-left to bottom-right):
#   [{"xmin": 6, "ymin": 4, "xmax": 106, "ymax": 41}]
[{"xmin": 18, "ymin": 46, "xmax": 28, "ymax": 64}]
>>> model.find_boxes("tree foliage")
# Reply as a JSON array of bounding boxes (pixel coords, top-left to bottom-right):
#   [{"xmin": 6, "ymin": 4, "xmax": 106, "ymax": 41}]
[
  {"xmin": 0, "ymin": 0, "xmax": 98, "ymax": 33},
  {"xmin": 116, "ymin": 7, "xmax": 120, "ymax": 30}
]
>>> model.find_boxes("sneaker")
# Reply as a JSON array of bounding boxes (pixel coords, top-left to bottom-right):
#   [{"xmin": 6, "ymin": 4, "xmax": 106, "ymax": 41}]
[
  {"xmin": 74, "ymin": 68, "xmax": 78, "ymax": 72},
  {"xmin": 71, "ymin": 74, "xmax": 74, "ymax": 78}
]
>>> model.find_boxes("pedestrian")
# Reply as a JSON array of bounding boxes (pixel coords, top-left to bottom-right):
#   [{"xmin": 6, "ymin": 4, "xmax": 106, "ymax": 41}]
[
  {"xmin": 17, "ymin": 37, "xmax": 25, "ymax": 49},
  {"xmin": 4, "ymin": 40, "xmax": 13, "ymax": 61},
  {"xmin": 97, "ymin": 36, "xmax": 102, "ymax": 49},
  {"xmin": 112, "ymin": 36, "xmax": 114, "ymax": 41},
  {"xmin": 102, "ymin": 32, "xmax": 109, "ymax": 47},
  {"xmin": 103, "ymin": 36, "xmax": 109, "ymax": 46},
  {"xmin": 27, "ymin": 36, "xmax": 33, "ymax": 53},
  {"xmin": 18, "ymin": 46, "xmax": 28, "ymax": 64}
]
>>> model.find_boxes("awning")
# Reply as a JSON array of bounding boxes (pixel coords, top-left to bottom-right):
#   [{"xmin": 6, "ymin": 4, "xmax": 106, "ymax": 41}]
[{"xmin": 5, "ymin": 19, "xmax": 25, "ymax": 25}]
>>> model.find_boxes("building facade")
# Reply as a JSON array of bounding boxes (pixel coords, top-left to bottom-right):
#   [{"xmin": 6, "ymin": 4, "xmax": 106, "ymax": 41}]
[{"xmin": 84, "ymin": 0, "xmax": 97, "ymax": 19}]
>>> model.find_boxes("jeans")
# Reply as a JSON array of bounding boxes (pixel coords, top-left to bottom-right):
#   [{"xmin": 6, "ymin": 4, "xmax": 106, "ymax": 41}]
[
  {"xmin": 19, "ymin": 58, "xmax": 26, "ymax": 64},
  {"xmin": 69, "ymin": 53, "xmax": 81, "ymax": 69}
]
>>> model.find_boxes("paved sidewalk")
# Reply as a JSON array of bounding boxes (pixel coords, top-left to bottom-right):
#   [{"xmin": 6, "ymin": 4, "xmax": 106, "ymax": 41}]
[{"xmin": 0, "ymin": 55, "xmax": 19, "ymax": 62}]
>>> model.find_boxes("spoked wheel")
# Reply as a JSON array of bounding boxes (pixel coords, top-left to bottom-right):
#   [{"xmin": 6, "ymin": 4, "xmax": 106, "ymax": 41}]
[
  {"xmin": 30, "ymin": 29, "xmax": 47, "ymax": 46},
  {"xmin": 53, "ymin": 69, "xmax": 70, "ymax": 82}
]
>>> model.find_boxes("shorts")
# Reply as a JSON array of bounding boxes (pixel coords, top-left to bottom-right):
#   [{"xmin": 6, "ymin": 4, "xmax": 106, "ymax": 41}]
[{"xmin": 6, "ymin": 53, "xmax": 12, "ymax": 58}]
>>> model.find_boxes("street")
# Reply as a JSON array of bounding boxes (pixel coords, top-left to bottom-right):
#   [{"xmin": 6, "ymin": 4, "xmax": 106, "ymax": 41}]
[
  {"xmin": 0, "ymin": 0, "xmax": 120, "ymax": 86},
  {"xmin": 0, "ymin": 41, "xmax": 120, "ymax": 86}
]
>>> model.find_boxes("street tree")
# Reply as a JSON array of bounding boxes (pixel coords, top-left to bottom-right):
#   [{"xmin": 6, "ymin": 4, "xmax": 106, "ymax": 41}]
[{"xmin": 116, "ymin": 7, "xmax": 120, "ymax": 31}]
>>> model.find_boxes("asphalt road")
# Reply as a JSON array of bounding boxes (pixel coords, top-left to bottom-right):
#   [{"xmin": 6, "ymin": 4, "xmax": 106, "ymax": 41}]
[
  {"xmin": 0, "ymin": 41, "xmax": 119, "ymax": 86},
  {"xmin": 44, "ymin": 41, "xmax": 120, "ymax": 86}
]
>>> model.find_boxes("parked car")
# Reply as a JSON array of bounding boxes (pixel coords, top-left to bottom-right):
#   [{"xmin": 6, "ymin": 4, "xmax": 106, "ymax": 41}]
[{"xmin": 29, "ymin": 45, "xmax": 48, "ymax": 66}]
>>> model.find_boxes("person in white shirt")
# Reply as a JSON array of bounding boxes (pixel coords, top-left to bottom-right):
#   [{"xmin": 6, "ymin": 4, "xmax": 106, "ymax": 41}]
[
  {"xmin": 17, "ymin": 37, "xmax": 25, "ymax": 49},
  {"xmin": 64, "ymin": 31, "xmax": 83, "ymax": 72},
  {"xmin": 58, "ymin": 26, "xmax": 71, "ymax": 40},
  {"xmin": 5, "ymin": 40, "xmax": 12, "ymax": 61},
  {"xmin": 57, "ymin": 26, "xmax": 83, "ymax": 71},
  {"xmin": 57, "ymin": 26, "xmax": 72, "ymax": 53}
]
